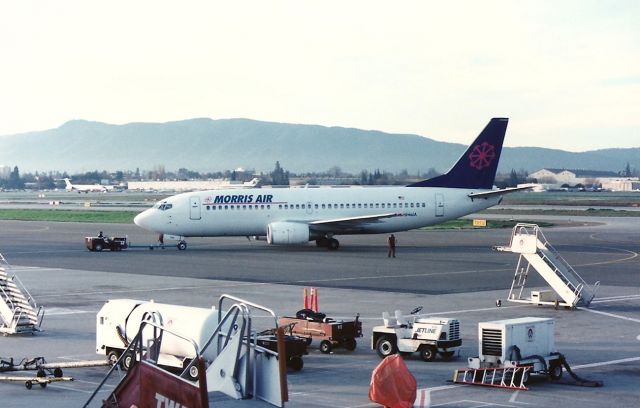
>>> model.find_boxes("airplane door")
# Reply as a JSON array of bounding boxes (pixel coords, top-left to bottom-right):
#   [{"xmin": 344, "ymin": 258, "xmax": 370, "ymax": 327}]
[
  {"xmin": 435, "ymin": 193, "xmax": 444, "ymax": 217},
  {"xmin": 189, "ymin": 196, "xmax": 201, "ymax": 220}
]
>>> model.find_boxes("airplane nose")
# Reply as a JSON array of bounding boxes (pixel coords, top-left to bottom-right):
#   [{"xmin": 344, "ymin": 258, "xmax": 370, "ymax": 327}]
[{"xmin": 134, "ymin": 209, "xmax": 153, "ymax": 230}]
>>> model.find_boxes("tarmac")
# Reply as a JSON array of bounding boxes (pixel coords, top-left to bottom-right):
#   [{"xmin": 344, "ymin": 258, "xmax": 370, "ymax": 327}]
[{"xmin": 0, "ymin": 214, "xmax": 638, "ymax": 407}]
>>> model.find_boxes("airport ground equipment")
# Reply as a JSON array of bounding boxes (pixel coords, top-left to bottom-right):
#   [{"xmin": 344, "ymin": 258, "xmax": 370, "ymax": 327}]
[
  {"xmin": 0, "ymin": 373, "xmax": 74, "ymax": 390},
  {"xmin": 96, "ymin": 299, "xmax": 220, "ymax": 375},
  {"xmin": 256, "ymin": 328, "xmax": 308, "ymax": 371},
  {"xmin": 453, "ymin": 365, "xmax": 531, "ymax": 390},
  {"xmin": 0, "ymin": 254, "xmax": 44, "ymax": 335},
  {"xmin": 84, "ymin": 235, "xmax": 128, "ymax": 251},
  {"xmin": 461, "ymin": 317, "xmax": 602, "ymax": 389},
  {"xmin": 466, "ymin": 317, "xmax": 562, "ymax": 386},
  {"xmin": 371, "ymin": 307, "xmax": 461, "ymax": 361},
  {"xmin": 85, "ymin": 319, "xmax": 210, "ymax": 408},
  {"xmin": 279, "ymin": 309, "xmax": 363, "ymax": 353},
  {"xmin": 494, "ymin": 223, "xmax": 599, "ymax": 308},
  {"xmin": 92, "ymin": 295, "xmax": 288, "ymax": 407},
  {"xmin": 0, "ymin": 356, "xmax": 83, "ymax": 389}
]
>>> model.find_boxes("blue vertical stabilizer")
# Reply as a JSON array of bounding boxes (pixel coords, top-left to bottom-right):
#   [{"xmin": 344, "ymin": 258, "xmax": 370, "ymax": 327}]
[{"xmin": 407, "ymin": 118, "xmax": 508, "ymax": 189}]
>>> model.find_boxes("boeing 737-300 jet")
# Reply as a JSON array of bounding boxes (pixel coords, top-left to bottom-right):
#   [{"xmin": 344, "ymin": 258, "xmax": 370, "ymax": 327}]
[
  {"xmin": 63, "ymin": 178, "xmax": 114, "ymax": 193},
  {"xmin": 134, "ymin": 118, "xmax": 528, "ymax": 250}
]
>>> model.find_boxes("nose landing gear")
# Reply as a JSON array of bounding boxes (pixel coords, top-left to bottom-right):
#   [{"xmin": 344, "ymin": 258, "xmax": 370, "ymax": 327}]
[{"xmin": 177, "ymin": 241, "xmax": 187, "ymax": 251}]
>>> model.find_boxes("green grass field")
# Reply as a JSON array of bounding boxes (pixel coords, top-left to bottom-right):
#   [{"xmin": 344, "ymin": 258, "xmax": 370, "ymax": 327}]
[
  {"xmin": 421, "ymin": 219, "xmax": 553, "ymax": 230},
  {"xmin": 0, "ymin": 209, "xmax": 139, "ymax": 223}
]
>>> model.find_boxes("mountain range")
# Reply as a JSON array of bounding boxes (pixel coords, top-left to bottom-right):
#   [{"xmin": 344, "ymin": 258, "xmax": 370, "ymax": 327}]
[{"xmin": 0, "ymin": 118, "xmax": 637, "ymax": 175}]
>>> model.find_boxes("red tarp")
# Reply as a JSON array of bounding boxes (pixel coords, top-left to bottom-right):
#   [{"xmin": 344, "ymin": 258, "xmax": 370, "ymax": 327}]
[
  {"xmin": 103, "ymin": 360, "xmax": 208, "ymax": 408},
  {"xmin": 369, "ymin": 354, "xmax": 417, "ymax": 408}
]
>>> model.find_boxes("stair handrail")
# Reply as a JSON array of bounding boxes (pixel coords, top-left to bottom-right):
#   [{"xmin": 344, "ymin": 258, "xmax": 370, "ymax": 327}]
[
  {"xmin": 83, "ymin": 318, "xmax": 201, "ymax": 407},
  {"xmin": 9, "ymin": 274, "xmax": 39, "ymax": 310},
  {"xmin": 529, "ymin": 225, "xmax": 596, "ymax": 295}
]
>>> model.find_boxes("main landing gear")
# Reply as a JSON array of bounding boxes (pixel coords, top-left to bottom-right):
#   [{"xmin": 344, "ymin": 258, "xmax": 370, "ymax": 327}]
[
  {"xmin": 177, "ymin": 240, "xmax": 187, "ymax": 250},
  {"xmin": 315, "ymin": 237, "xmax": 340, "ymax": 250}
]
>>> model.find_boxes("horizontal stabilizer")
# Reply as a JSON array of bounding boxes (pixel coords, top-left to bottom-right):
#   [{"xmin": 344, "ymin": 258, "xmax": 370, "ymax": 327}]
[{"xmin": 467, "ymin": 184, "xmax": 534, "ymax": 199}]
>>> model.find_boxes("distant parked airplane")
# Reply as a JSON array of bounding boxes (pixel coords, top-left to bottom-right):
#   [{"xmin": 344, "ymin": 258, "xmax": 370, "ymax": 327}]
[
  {"xmin": 134, "ymin": 118, "xmax": 530, "ymax": 250},
  {"xmin": 63, "ymin": 178, "xmax": 113, "ymax": 193}
]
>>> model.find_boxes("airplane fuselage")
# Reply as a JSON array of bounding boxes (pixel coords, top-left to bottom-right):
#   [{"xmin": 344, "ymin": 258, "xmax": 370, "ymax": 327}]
[{"xmin": 134, "ymin": 185, "xmax": 501, "ymax": 238}]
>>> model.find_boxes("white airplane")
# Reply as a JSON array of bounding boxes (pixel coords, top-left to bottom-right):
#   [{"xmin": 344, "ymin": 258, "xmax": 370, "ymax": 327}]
[
  {"xmin": 63, "ymin": 178, "xmax": 114, "ymax": 193},
  {"xmin": 134, "ymin": 118, "xmax": 528, "ymax": 250}
]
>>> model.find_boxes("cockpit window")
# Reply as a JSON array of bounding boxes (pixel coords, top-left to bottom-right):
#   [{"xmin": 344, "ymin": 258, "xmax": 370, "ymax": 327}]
[{"xmin": 157, "ymin": 203, "xmax": 173, "ymax": 211}]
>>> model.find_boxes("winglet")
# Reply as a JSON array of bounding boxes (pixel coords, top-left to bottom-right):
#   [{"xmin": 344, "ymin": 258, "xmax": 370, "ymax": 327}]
[{"xmin": 407, "ymin": 118, "xmax": 508, "ymax": 189}]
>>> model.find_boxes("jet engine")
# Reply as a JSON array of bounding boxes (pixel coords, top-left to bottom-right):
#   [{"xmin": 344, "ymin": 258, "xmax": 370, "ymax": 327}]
[{"xmin": 267, "ymin": 222, "xmax": 310, "ymax": 245}]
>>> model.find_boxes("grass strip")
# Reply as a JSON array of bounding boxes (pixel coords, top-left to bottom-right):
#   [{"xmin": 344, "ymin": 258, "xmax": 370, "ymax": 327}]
[
  {"xmin": 421, "ymin": 219, "xmax": 553, "ymax": 230},
  {"xmin": 0, "ymin": 209, "xmax": 139, "ymax": 224}
]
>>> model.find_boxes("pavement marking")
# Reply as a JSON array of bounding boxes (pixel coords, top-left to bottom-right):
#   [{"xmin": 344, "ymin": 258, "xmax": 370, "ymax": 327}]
[
  {"xmin": 46, "ymin": 308, "xmax": 92, "ymax": 316},
  {"xmin": 591, "ymin": 294, "xmax": 640, "ymax": 303},
  {"xmin": 432, "ymin": 400, "xmax": 516, "ymax": 408},
  {"xmin": 570, "ymin": 356, "xmax": 640, "ymax": 370},
  {"xmin": 50, "ymin": 384, "xmax": 93, "ymax": 394},
  {"xmin": 509, "ymin": 390, "xmax": 532, "ymax": 405},
  {"xmin": 571, "ymin": 245, "xmax": 638, "ymax": 267},
  {"xmin": 577, "ymin": 307, "xmax": 640, "ymax": 323}
]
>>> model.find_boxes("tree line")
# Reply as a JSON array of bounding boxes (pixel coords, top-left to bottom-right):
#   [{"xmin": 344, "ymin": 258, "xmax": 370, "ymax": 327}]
[{"xmin": 1, "ymin": 161, "xmax": 637, "ymax": 190}]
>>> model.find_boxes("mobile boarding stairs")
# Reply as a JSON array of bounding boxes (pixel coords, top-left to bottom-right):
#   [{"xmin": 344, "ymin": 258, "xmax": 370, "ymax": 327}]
[
  {"xmin": 494, "ymin": 223, "xmax": 599, "ymax": 308},
  {"xmin": 0, "ymin": 254, "xmax": 44, "ymax": 335}
]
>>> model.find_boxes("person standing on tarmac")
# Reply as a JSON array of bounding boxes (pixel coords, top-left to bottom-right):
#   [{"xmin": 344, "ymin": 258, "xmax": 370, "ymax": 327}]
[{"xmin": 387, "ymin": 234, "xmax": 396, "ymax": 258}]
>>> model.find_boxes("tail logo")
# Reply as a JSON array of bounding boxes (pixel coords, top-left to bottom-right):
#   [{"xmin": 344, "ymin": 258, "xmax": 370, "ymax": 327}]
[{"xmin": 468, "ymin": 142, "xmax": 496, "ymax": 170}]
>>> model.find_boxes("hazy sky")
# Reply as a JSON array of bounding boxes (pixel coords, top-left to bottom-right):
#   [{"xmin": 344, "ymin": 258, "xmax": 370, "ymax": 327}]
[{"xmin": 1, "ymin": 0, "xmax": 638, "ymax": 151}]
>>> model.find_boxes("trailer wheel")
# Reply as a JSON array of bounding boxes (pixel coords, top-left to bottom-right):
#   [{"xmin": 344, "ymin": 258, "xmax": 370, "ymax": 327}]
[
  {"xmin": 40, "ymin": 382, "xmax": 47, "ymax": 388},
  {"xmin": 25, "ymin": 381, "xmax": 33, "ymax": 390},
  {"xmin": 121, "ymin": 351, "xmax": 134, "ymax": 370},
  {"xmin": 53, "ymin": 367, "xmax": 63, "ymax": 378},
  {"xmin": 549, "ymin": 363, "xmax": 563, "ymax": 380},
  {"xmin": 188, "ymin": 365, "xmax": 199, "ymax": 381},
  {"xmin": 419, "ymin": 345, "xmax": 437, "ymax": 362},
  {"xmin": 375, "ymin": 336, "xmax": 397, "ymax": 359},
  {"xmin": 107, "ymin": 350, "xmax": 121, "ymax": 366},
  {"xmin": 320, "ymin": 340, "xmax": 333, "ymax": 354},
  {"xmin": 344, "ymin": 338, "xmax": 357, "ymax": 351},
  {"xmin": 95, "ymin": 243, "xmax": 103, "ymax": 252},
  {"xmin": 288, "ymin": 356, "xmax": 303, "ymax": 371}
]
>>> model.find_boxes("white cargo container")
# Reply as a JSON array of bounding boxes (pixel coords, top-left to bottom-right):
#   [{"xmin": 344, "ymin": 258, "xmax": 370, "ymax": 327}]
[
  {"xmin": 96, "ymin": 299, "xmax": 220, "ymax": 376},
  {"xmin": 468, "ymin": 317, "xmax": 563, "ymax": 381}
]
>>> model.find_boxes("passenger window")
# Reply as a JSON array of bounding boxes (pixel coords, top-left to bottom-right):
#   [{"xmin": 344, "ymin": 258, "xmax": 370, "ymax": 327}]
[
  {"xmin": 411, "ymin": 203, "xmax": 414, "ymax": 208},
  {"xmin": 267, "ymin": 205, "xmax": 270, "ymax": 209},
  {"xmin": 296, "ymin": 204, "xmax": 300, "ymax": 209},
  {"xmin": 322, "ymin": 204, "xmax": 326, "ymax": 209},
  {"xmin": 346, "ymin": 204, "xmax": 350, "ymax": 209}
]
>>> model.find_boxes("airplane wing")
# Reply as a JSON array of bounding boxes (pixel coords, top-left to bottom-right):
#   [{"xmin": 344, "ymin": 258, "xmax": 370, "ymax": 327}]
[
  {"xmin": 468, "ymin": 184, "xmax": 534, "ymax": 200},
  {"xmin": 309, "ymin": 212, "xmax": 398, "ymax": 233}
]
